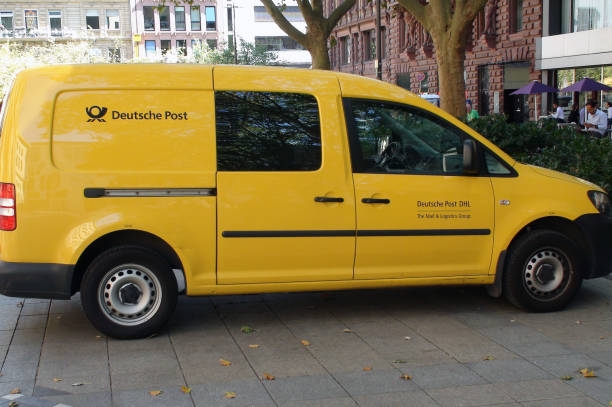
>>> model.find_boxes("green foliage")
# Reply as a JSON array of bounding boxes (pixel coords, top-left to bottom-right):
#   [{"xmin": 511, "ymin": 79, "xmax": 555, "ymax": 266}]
[{"xmin": 470, "ymin": 115, "xmax": 612, "ymax": 193}]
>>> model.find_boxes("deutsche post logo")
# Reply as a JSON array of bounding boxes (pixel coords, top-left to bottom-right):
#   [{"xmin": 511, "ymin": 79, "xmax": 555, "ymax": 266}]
[{"xmin": 85, "ymin": 106, "xmax": 108, "ymax": 122}]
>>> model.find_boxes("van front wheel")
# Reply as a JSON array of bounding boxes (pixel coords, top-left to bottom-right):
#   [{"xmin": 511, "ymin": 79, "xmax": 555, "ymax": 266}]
[
  {"xmin": 81, "ymin": 246, "xmax": 178, "ymax": 339},
  {"xmin": 503, "ymin": 230, "xmax": 582, "ymax": 312}
]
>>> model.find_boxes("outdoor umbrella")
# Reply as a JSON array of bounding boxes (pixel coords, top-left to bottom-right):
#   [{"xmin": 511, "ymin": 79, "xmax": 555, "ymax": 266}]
[
  {"xmin": 511, "ymin": 81, "xmax": 559, "ymax": 121},
  {"xmin": 559, "ymin": 77, "xmax": 612, "ymax": 93}
]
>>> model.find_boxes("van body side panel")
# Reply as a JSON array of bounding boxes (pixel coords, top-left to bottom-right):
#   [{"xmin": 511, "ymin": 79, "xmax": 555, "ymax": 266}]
[
  {"xmin": 0, "ymin": 66, "xmax": 217, "ymax": 295},
  {"xmin": 490, "ymin": 165, "xmax": 599, "ymax": 271},
  {"xmin": 213, "ymin": 67, "xmax": 357, "ymax": 284}
]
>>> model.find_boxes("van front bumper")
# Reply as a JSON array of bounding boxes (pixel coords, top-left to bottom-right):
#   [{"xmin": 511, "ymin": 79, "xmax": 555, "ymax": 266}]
[
  {"xmin": 575, "ymin": 213, "xmax": 612, "ymax": 279},
  {"xmin": 0, "ymin": 261, "xmax": 74, "ymax": 299}
]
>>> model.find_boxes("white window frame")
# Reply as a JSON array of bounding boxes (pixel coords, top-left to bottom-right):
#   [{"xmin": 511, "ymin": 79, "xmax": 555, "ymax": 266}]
[
  {"xmin": 48, "ymin": 10, "xmax": 62, "ymax": 36},
  {"xmin": 24, "ymin": 9, "xmax": 38, "ymax": 31},
  {"xmin": 106, "ymin": 9, "xmax": 120, "ymax": 31},
  {"xmin": 86, "ymin": 9, "xmax": 100, "ymax": 30}
]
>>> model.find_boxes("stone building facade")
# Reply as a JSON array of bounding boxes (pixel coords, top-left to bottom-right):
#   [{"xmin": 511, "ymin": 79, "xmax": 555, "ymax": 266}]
[
  {"xmin": 329, "ymin": 0, "xmax": 543, "ymax": 121},
  {"xmin": 0, "ymin": 0, "xmax": 133, "ymax": 60}
]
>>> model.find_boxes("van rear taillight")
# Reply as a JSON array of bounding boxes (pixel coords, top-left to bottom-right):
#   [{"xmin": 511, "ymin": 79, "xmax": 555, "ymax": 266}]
[{"xmin": 0, "ymin": 183, "xmax": 16, "ymax": 231}]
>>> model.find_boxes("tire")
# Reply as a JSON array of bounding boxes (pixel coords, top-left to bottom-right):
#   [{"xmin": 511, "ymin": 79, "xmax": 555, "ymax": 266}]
[
  {"xmin": 80, "ymin": 245, "xmax": 178, "ymax": 339},
  {"xmin": 503, "ymin": 229, "xmax": 583, "ymax": 312}
]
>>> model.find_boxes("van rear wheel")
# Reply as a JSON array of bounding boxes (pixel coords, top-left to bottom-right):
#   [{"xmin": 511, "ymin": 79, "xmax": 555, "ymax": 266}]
[
  {"xmin": 80, "ymin": 246, "xmax": 178, "ymax": 339},
  {"xmin": 503, "ymin": 230, "xmax": 582, "ymax": 312}
]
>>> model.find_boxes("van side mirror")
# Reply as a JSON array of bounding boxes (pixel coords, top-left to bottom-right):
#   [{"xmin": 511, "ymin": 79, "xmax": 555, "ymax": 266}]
[{"xmin": 463, "ymin": 139, "xmax": 479, "ymax": 175}]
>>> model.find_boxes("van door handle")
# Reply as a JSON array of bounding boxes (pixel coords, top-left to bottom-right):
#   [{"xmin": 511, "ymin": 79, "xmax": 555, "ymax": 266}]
[
  {"xmin": 362, "ymin": 198, "xmax": 390, "ymax": 204},
  {"xmin": 314, "ymin": 196, "xmax": 344, "ymax": 203}
]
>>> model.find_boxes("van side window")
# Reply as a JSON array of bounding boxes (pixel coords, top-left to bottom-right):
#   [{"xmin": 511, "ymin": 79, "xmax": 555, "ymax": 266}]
[
  {"xmin": 485, "ymin": 151, "xmax": 512, "ymax": 175},
  {"xmin": 216, "ymin": 91, "xmax": 321, "ymax": 171},
  {"xmin": 346, "ymin": 100, "xmax": 469, "ymax": 175}
]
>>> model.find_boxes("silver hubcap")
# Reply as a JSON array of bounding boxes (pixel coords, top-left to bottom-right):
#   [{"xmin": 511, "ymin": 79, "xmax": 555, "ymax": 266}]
[
  {"xmin": 523, "ymin": 248, "xmax": 571, "ymax": 300},
  {"xmin": 98, "ymin": 264, "xmax": 162, "ymax": 326}
]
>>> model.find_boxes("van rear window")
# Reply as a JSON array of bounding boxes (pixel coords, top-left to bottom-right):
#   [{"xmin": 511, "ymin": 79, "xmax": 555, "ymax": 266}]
[{"xmin": 215, "ymin": 91, "xmax": 321, "ymax": 171}]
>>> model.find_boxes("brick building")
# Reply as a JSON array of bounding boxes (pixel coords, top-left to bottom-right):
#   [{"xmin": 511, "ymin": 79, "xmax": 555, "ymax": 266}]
[{"xmin": 329, "ymin": 0, "xmax": 543, "ymax": 121}]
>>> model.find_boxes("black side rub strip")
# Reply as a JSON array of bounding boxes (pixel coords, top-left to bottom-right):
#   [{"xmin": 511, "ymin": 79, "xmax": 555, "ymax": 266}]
[
  {"xmin": 357, "ymin": 229, "xmax": 491, "ymax": 236},
  {"xmin": 222, "ymin": 230, "xmax": 355, "ymax": 238},
  {"xmin": 84, "ymin": 188, "xmax": 217, "ymax": 198},
  {"xmin": 222, "ymin": 229, "xmax": 491, "ymax": 238}
]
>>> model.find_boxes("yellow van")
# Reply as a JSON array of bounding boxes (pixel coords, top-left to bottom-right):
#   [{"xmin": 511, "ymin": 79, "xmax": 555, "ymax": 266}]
[{"xmin": 0, "ymin": 64, "xmax": 610, "ymax": 338}]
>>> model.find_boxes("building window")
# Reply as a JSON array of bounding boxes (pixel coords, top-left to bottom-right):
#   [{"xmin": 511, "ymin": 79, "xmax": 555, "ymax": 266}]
[
  {"xmin": 176, "ymin": 39, "xmax": 187, "ymax": 55},
  {"xmin": 49, "ymin": 10, "xmax": 62, "ymax": 36},
  {"xmin": 175, "ymin": 6, "xmax": 186, "ymax": 31},
  {"xmin": 352, "ymin": 33, "xmax": 359, "ymax": 63},
  {"xmin": 191, "ymin": 39, "xmax": 201, "ymax": 49},
  {"xmin": 340, "ymin": 36, "xmax": 350, "ymax": 64},
  {"xmin": 363, "ymin": 30, "xmax": 375, "ymax": 61},
  {"xmin": 255, "ymin": 36, "xmax": 304, "ymax": 51},
  {"xmin": 216, "ymin": 91, "xmax": 322, "ymax": 172},
  {"xmin": 380, "ymin": 27, "xmax": 386, "ymax": 59},
  {"xmin": 227, "ymin": 7, "xmax": 233, "ymax": 31},
  {"xmin": 511, "ymin": 0, "xmax": 523, "ymax": 33},
  {"xmin": 253, "ymin": 6, "xmax": 304, "ymax": 22},
  {"xmin": 190, "ymin": 6, "xmax": 201, "ymax": 31},
  {"xmin": 0, "ymin": 11, "xmax": 13, "ymax": 32},
  {"xmin": 145, "ymin": 40, "xmax": 156, "ymax": 56},
  {"xmin": 205, "ymin": 7, "xmax": 216, "ymax": 31},
  {"xmin": 478, "ymin": 65, "xmax": 490, "ymax": 115},
  {"xmin": 207, "ymin": 39, "xmax": 217, "ymax": 49},
  {"xmin": 160, "ymin": 39, "xmax": 171, "ymax": 54},
  {"xmin": 143, "ymin": 6, "xmax": 155, "ymax": 31},
  {"xmin": 86, "ymin": 10, "xmax": 99, "ymax": 29},
  {"xmin": 108, "ymin": 48, "xmax": 121, "ymax": 62},
  {"xmin": 106, "ymin": 9, "xmax": 119, "ymax": 30},
  {"xmin": 573, "ymin": 0, "xmax": 612, "ymax": 31},
  {"xmin": 25, "ymin": 10, "xmax": 38, "ymax": 31},
  {"xmin": 159, "ymin": 7, "xmax": 170, "ymax": 31}
]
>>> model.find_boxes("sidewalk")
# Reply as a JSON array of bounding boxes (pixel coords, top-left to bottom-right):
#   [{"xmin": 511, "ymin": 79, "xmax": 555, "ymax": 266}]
[{"xmin": 0, "ymin": 278, "xmax": 611, "ymax": 407}]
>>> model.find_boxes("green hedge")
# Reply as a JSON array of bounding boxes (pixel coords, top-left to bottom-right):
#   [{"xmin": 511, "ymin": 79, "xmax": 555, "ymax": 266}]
[{"xmin": 469, "ymin": 115, "xmax": 612, "ymax": 194}]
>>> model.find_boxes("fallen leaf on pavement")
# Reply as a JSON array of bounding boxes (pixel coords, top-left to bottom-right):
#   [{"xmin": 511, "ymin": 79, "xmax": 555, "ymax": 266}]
[
  {"xmin": 9, "ymin": 388, "xmax": 20, "ymax": 394},
  {"xmin": 149, "ymin": 390, "xmax": 162, "ymax": 397},
  {"xmin": 400, "ymin": 374, "xmax": 412, "ymax": 380},
  {"xmin": 579, "ymin": 368, "xmax": 597, "ymax": 378},
  {"xmin": 224, "ymin": 391, "xmax": 236, "ymax": 399},
  {"xmin": 576, "ymin": 320, "xmax": 582, "ymax": 325},
  {"xmin": 483, "ymin": 355, "xmax": 495, "ymax": 361},
  {"xmin": 248, "ymin": 344, "xmax": 260, "ymax": 349},
  {"xmin": 8, "ymin": 402, "xmax": 18, "ymax": 407},
  {"xmin": 53, "ymin": 378, "xmax": 62, "ymax": 383},
  {"xmin": 263, "ymin": 373, "xmax": 275, "ymax": 380},
  {"xmin": 362, "ymin": 367, "xmax": 372, "ymax": 371},
  {"xmin": 561, "ymin": 376, "xmax": 573, "ymax": 381},
  {"xmin": 392, "ymin": 360, "xmax": 406, "ymax": 364},
  {"xmin": 404, "ymin": 336, "xmax": 411, "ymax": 340},
  {"xmin": 241, "ymin": 326, "xmax": 255, "ymax": 334},
  {"xmin": 510, "ymin": 319, "xmax": 516, "ymax": 323},
  {"xmin": 181, "ymin": 386, "xmax": 191, "ymax": 394},
  {"xmin": 219, "ymin": 358, "xmax": 232, "ymax": 366},
  {"xmin": 301, "ymin": 340, "xmax": 311, "ymax": 346},
  {"xmin": 343, "ymin": 328, "xmax": 352, "ymax": 333},
  {"xmin": 600, "ymin": 336, "xmax": 605, "ymax": 340},
  {"xmin": 71, "ymin": 383, "xmax": 84, "ymax": 387}
]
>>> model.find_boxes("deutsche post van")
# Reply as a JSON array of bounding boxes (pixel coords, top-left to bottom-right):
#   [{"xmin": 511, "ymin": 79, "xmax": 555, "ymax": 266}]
[{"xmin": 0, "ymin": 65, "xmax": 610, "ymax": 338}]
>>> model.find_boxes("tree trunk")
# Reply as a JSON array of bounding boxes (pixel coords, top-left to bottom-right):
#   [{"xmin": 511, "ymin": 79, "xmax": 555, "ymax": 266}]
[
  {"xmin": 435, "ymin": 37, "xmax": 467, "ymax": 118},
  {"xmin": 306, "ymin": 35, "xmax": 331, "ymax": 70}
]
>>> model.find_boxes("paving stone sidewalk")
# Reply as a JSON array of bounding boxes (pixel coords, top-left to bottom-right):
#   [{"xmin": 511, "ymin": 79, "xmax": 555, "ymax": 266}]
[{"xmin": 0, "ymin": 278, "xmax": 611, "ymax": 407}]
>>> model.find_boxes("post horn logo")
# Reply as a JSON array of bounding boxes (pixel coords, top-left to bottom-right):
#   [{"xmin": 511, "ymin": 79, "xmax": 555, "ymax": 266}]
[{"xmin": 85, "ymin": 106, "xmax": 108, "ymax": 122}]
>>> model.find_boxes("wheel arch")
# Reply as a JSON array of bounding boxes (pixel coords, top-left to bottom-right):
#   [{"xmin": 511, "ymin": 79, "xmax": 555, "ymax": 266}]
[
  {"xmin": 488, "ymin": 216, "xmax": 589, "ymax": 298},
  {"xmin": 71, "ymin": 229, "xmax": 184, "ymax": 296}
]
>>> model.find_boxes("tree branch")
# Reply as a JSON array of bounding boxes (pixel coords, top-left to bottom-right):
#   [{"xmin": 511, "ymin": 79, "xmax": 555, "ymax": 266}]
[
  {"xmin": 259, "ymin": 0, "xmax": 307, "ymax": 44},
  {"xmin": 326, "ymin": 0, "xmax": 357, "ymax": 33},
  {"xmin": 396, "ymin": 0, "xmax": 427, "ymax": 29},
  {"xmin": 311, "ymin": 0, "xmax": 323, "ymax": 16}
]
